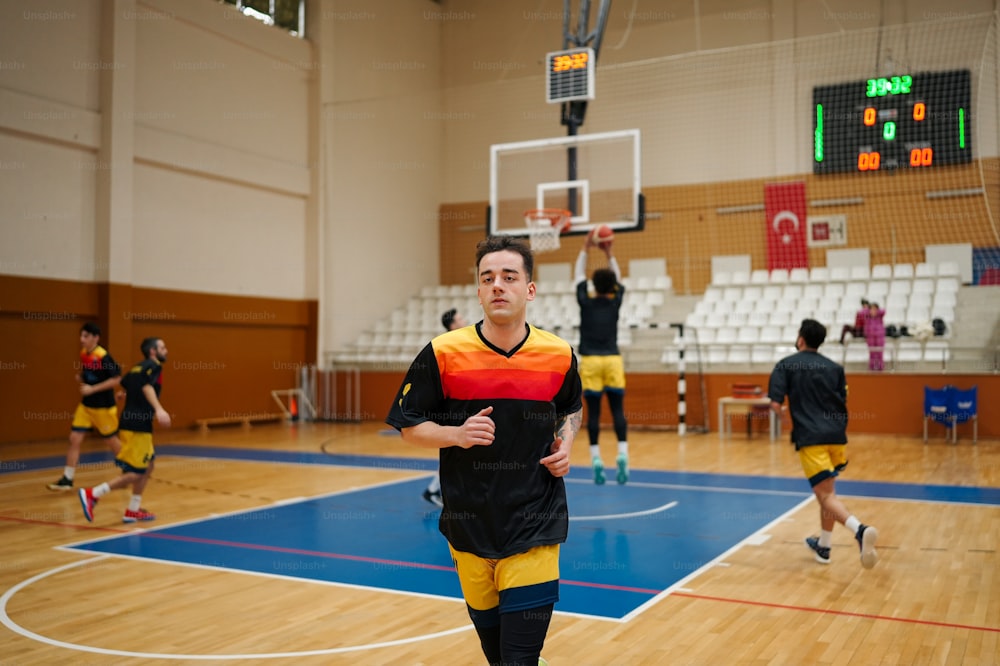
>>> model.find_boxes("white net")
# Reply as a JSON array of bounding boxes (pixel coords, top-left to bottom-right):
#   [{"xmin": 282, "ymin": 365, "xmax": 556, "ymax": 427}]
[{"xmin": 524, "ymin": 209, "xmax": 569, "ymax": 253}]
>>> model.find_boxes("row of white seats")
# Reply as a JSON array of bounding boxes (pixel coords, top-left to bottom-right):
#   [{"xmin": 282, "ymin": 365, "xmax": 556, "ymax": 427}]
[
  {"xmin": 713, "ymin": 261, "xmax": 960, "ymax": 286},
  {"xmin": 538, "ymin": 275, "xmax": 673, "ymax": 295},
  {"xmin": 530, "ymin": 302, "xmax": 659, "ymax": 331},
  {"xmin": 421, "ymin": 275, "xmax": 673, "ymax": 298},
  {"xmin": 661, "ymin": 338, "xmax": 952, "ymax": 367},
  {"xmin": 677, "ymin": 323, "xmax": 949, "ymax": 346},
  {"xmin": 699, "ymin": 289, "xmax": 957, "ymax": 313},
  {"xmin": 705, "ymin": 276, "xmax": 959, "ymax": 304},
  {"xmin": 684, "ymin": 305, "xmax": 955, "ymax": 335},
  {"xmin": 695, "ymin": 293, "xmax": 956, "ymax": 325},
  {"xmin": 400, "ymin": 278, "xmax": 671, "ymax": 336}
]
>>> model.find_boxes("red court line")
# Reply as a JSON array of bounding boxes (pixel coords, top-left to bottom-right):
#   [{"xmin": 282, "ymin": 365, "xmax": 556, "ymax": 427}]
[
  {"xmin": 561, "ymin": 578, "xmax": 661, "ymax": 595},
  {"xmin": 672, "ymin": 591, "xmax": 1000, "ymax": 633},
  {"xmin": 0, "ymin": 514, "xmax": 127, "ymax": 534},
  {"xmin": 141, "ymin": 531, "xmax": 457, "ymax": 572},
  {"xmin": 85, "ymin": 530, "xmax": 666, "ymax": 595}
]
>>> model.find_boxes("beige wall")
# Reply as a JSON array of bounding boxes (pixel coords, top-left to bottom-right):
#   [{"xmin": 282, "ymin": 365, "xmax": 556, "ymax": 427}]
[
  {"xmin": 0, "ymin": 0, "xmax": 312, "ymax": 294},
  {"xmin": 438, "ymin": 2, "xmax": 999, "ymax": 206},
  {"xmin": 316, "ymin": 0, "xmax": 444, "ymax": 353},
  {"xmin": 1, "ymin": 0, "xmax": 998, "ymax": 422}
]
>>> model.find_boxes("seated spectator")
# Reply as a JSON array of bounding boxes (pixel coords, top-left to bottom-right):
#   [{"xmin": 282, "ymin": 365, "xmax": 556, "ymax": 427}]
[{"xmin": 839, "ymin": 298, "xmax": 869, "ymax": 344}]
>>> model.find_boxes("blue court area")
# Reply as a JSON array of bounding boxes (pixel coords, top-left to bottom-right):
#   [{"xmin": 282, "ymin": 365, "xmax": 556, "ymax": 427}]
[{"xmin": 33, "ymin": 445, "xmax": 1000, "ymax": 621}]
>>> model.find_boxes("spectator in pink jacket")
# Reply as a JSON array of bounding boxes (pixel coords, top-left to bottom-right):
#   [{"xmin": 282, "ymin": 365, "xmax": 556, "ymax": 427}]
[{"xmin": 863, "ymin": 302, "xmax": 886, "ymax": 371}]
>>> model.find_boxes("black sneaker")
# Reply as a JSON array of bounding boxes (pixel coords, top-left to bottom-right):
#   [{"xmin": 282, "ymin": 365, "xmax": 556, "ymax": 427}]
[
  {"xmin": 805, "ymin": 536, "xmax": 831, "ymax": 564},
  {"xmin": 47, "ymin": 475, "xmax": 73, "ymax": 491},
  {"xmin": 422, "ymin": 488, "xmax": 443, "ymax": 508},
  {"xmin": 856, "ymin": 524, "xmax": 879, "ymax": 569}
]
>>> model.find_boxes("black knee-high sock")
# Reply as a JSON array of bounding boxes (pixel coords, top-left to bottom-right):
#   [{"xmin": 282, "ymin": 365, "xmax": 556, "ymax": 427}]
[
  {"xmin": 468, "ymin": 605, "xmax": 502, "ymax": 664},
  {"xmin": 474, "ymin": 623, "xmax": 502, "ymax": 665},
  {"xmin": 585, "ymin": 393, "xmax": 603, "ymax": 447},
  {"xmin": 500, "ymin": 604, "xmax": 553, "ymax": 665},
  {"xmin": 607, "ymin": 391, "xmax": 628, "ymax": 443}
]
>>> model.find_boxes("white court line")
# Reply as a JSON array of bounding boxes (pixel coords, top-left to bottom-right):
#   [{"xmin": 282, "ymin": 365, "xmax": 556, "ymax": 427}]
[
  {"xmin": 569, "ymin": 501, "xmax": 678, "ymax": 521},
  {"xmin": 0, "ymin": 556, "xmax": 473, "ymax": 660},
  {"xmin": 566, "ymin": 477, "xmax": 810, "ymax": 498},
  {"xmin": 617, "ymin": 495, "xmax": 816, "ymax": 623},
  {"xmin": 59, "ymin": 473, "xmax": 429, "ymax": 550}
]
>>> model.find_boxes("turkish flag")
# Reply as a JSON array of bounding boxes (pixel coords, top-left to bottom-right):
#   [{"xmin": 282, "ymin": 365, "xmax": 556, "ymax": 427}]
[{"xmin": 764, "ymin": 181, "xmax": 809, "ymax": 271}]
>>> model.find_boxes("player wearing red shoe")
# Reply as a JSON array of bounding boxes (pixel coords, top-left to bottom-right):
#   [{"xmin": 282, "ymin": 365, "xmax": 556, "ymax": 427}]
[
  {"xmin": 80, "ymin": 337, "xmax": 170, "ymax": 524},
  {"xmin": 48, "ymin": 322, "xmax": 123, "ymax": 491}
]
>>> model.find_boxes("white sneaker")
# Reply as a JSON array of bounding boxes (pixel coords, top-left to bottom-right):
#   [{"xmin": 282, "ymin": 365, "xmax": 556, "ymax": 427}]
[{"xmin": 856, "ymin": 524, "xmax": 879, "ymax": 569}]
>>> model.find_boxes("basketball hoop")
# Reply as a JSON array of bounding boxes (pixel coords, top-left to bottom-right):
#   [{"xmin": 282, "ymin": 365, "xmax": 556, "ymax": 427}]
[{"xmin": 523, "ymin": 209, "xmax": 572, "ymax": 253}]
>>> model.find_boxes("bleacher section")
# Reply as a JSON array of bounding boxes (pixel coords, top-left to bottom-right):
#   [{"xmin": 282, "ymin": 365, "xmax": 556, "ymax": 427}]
[
  {"xmin": 661, "ymin": 261, "xmax": 962, "ymax": 372},
  {"xmin": 329, "ymin": 259, "xmax": 994, "ymax": 374},
  {"xmin": 330, "ymin": 274, "xmax": 675, "ymax": 367}
]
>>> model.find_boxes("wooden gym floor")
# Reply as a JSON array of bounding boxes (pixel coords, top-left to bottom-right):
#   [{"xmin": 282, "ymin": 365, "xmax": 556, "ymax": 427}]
[{"xmin": 1, "ymin": 421, "xmax": 997, "ymax": 665}]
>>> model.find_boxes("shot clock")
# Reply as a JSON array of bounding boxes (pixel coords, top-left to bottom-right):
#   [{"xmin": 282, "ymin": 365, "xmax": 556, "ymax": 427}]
[
  {"xmin": 812, "ymin": 69, "xmax": 971, "ymax": 174},
  {"xmin": 546, "ymin": 47, "xmax": 595, "ymax": 103}
]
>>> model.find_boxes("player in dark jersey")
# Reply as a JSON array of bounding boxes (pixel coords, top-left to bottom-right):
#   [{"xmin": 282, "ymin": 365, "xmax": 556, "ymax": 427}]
[
  {"xmin": 79, "ymin": 337, "xmax": 170, "ymax": 524},
  {"xmin": 48, "ymin": 322, "xmax": 123, "ymax": 491},
  {"xmin": 575, "ymin": 235, "xmax": 629, "ymax": 485},
  {"xmin": 768, "ymin": 319, "xmax": 879, "ymax": 569},
  {"xmin": 387, "ymin": 236, "xmax": 582, "ymax": 666}
]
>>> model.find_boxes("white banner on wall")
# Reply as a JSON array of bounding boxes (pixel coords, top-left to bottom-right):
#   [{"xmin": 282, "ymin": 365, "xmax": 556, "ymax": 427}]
[{"xmin": 807, "ymin": 215, "xmax": 847, "ymax": 247}]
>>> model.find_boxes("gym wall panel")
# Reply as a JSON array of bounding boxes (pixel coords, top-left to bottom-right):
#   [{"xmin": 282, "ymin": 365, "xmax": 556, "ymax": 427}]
[
  {"xmin": 133, "ymin": 6, "xmax": 310, "ymax": 167},
  {"xmin": 0, "ymin": 0, "xmax": 102, "ymax": 111},
  {"xmin": 0, "ymin": 134, "xmax": 99, "ymax": 282},
  {"xmin": 131, "ymin": 164, "xmax": 308, "ymax": 299},
  {"xmin": 0, "ymin": 274, "xmax": 316, "ymax": 444},
  {"xmin": 319, "ymin": 0, "xmax": 444, "ymax": 352}
]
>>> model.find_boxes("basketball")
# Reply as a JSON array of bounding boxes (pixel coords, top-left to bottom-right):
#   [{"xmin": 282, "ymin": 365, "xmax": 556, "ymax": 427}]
[{"xmin": 590, "ymin": 224, "xmax": 615, "ymax": 249}]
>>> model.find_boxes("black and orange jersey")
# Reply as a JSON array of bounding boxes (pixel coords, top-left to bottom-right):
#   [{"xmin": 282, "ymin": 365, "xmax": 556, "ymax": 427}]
[
  {"xmin": 79, "ymin": 345, "xmax": 120, "ymax": 409},
  {"xmin": 386, "ymin": 323, "xmax": 582, "ymax": 559},
  {"xmin": 119, "ymin": 358, "xmax": 163, "ymax": 433}
]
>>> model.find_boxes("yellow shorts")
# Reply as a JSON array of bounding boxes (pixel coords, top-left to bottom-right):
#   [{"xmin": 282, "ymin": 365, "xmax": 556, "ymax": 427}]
[
  {"xmin": 449, "ymin": 543, "xmax": 560, "ymax": 614},
  {"xmin": 71, "ymin": 404, "xmax": 119, "ymax": 437},
  {"xmin": 579, "ymin": 355, "xmax": 626, "ymax": 394},
  {"xmin": 798, "ymin": 444, "xmax": 848, "ymax": 487},
  {"xmin": 116, "ymin": 430, "xmax": 155, "ymax": 473}
]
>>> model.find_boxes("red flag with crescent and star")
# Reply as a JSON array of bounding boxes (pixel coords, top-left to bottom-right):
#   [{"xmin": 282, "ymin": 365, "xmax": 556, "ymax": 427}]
[{"xmin": 764, "ymin": 181, "xmax": 809, "ymax": 271}]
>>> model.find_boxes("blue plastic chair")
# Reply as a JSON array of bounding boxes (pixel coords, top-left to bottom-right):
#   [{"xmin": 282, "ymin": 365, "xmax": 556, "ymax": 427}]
[
  {"xmin": 950, "ymin": 386, "xmax": 978, "ymax": 444},
  {"xmin": 923, "ymin": 386, "xmax": 952, "ymax": 443}
]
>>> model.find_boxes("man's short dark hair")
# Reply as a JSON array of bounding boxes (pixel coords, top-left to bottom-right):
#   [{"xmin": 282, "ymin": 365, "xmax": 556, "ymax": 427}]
[
  {"xmin": 81, "ymin": 322, "xmax": 101, "ymax": 336},
  {"xmin": 441, "ymin": 308, "xmax": 457, "ymax": 331},
  {"xmin": 475, "ymin": 235, "xmax": 534, "ymax": 282},
  {"xmin": 592, "ymin": 268, "xmax": 617, "ymax": 295},
  {"xmin": 140, "ymin": 337, "xmax": 160, "ymax": 358},
  {"xmin": 798, "ymin": 319, "xmax": 827, "ymax": 349}
]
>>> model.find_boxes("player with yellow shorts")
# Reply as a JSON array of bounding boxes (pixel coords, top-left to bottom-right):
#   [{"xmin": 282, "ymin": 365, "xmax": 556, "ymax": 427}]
[
  {"xmin": 79, "ymin": 337, "xmax": 170, "ymax": 524},
  {"xmin": 48, "ymin": 323, "xmax": 122, "ymax": 491},
  {"xmin": 768, "ymin": 318, "xmax": 878, "ymax": 569},
  {"xmin": 575, "ymin": 236, "xmax": 630, "ymax": 485}
]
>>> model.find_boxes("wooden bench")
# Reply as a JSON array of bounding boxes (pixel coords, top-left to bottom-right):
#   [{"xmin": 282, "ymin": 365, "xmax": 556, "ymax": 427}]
[{"xmin": 195, "ymin": 412, "xmax": 285, "ymax": 434}]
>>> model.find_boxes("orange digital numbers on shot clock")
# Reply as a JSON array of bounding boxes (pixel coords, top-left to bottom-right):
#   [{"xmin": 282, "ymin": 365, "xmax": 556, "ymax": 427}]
[{"xmin": 546, "ymin": 47, "xmax": 595, "ymax": 104}]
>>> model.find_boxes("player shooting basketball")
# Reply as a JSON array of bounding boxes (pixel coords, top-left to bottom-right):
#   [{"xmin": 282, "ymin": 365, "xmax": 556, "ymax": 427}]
[{"xmin": 576, "ymin": 228, "xmax": 630, "ymax": 485}]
